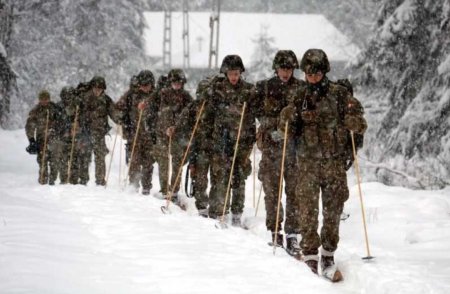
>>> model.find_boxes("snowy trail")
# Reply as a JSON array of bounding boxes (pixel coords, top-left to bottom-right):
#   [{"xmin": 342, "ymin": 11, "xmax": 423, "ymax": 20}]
[{"xmin": 1, "ymin": 129, "xmax": 450, "ymax": 293}]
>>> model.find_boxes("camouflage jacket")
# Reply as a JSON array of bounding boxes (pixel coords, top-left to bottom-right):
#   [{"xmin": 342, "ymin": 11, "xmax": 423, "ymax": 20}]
[
  {"xmin": 255, "ymin": 76, "xmax": 304, "ymax": 149},
  {"xmin": 202, "ymin": 77, "xmax": 257, "ymax": 157},
  {"xmin": 80, "ymin": 89, "xmax": 119, "ymax": 137},
  {"xmin": 289, "ymin": 77, "xmax": 367, "ymax": 159},
  {"xmin": 116, "ymin": 88, "xmax": 159, "ymax": 142},
  {"xmin": 156, "ymin": 87, "xmax": 193, "ymax": 142},
  {"xmin": 25, "ymin": 102, "xmax": 62, "ymax": 142}
]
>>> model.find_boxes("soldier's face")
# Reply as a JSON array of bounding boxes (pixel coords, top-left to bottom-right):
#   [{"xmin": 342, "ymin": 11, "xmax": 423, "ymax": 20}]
[
  {"xmin": 139, "ymin": 84, "xmax": 152, "ymax": 93},
  {"xmin": 39, "ymin": 98, "xmax": 50, "ymax": 106},
  {"xmin": 226, "ymin": 70, "xmax": 241, "ymax": 85},
  {"xmin": 93, "ymin": 87, "xmax": 104, "ymax": 97},
  {"xmin": 277, "ymin": 68, "xmax": 293, "ymax": 83},
  {"xmin": 171, "ymin": 82, "xmax": 183, "ymax": 90},
  {"xmin": 305, "ymin": 71, "xmax": 324, "ymax": 84}
]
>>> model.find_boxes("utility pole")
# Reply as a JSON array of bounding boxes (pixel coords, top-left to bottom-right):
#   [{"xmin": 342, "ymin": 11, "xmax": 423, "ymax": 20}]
[
  {"xmin": 182, "ymin": 0, "xmax": 190, "ymax": 69},
  {"xmin": 208, "ymin": 0, "xmax": 221, "ymax": 69},
  {"xmin": 162, "ymin": 2, "xmax": 172, "ymax": 69}
]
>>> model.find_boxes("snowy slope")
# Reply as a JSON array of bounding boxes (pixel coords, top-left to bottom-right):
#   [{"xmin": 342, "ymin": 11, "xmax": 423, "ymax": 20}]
[{"xmin": 1, "ymin": 129, "xmax": 449, "ymax": 294}]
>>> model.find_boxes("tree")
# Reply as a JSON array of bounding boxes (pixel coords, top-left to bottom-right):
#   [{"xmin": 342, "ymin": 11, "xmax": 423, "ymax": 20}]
[{"xmin": 247, "ymin": 26, "xmax": 277, "ymax": 82}]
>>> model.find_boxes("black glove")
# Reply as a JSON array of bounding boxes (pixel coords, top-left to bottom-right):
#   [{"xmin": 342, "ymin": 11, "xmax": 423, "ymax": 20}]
[{"xmin": 26, "ymin": 138, "xmax": 38, "ymax": 154}]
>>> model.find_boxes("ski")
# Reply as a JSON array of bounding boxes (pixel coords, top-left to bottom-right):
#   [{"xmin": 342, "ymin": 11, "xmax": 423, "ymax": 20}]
[{"xmin": 322, "ymin": 265, "xmax": 344, "ymax": 283}]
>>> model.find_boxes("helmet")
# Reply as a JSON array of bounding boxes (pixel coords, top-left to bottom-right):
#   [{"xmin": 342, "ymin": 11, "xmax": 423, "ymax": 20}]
[
  {"xmin": 130, "ymin": 75, "xmax": 139, "ymax": 89},
  {"xmin": 60, "ymin": 86, "xmax": 77, "ymax": 102},
  {"xmin": 272, "ymin": 50, "xmax": 299, "ymax": 70},
  {"xmin": 157, "ymin": 75, "xmax": 169, "ymax": 90},
  {"xmin": 38, "ymin": 90, "xmax": 51, "ymax": 101},
  {"xmin": 136, "ymin": 70, "xmax": 155, "ymax": 87},
  {"xmin": 220, "ymin": 55, "xmax": 245, "ymax": 73},
  {"xmin": 168, "ymin": 69, "xmax": 187, "ymax": 83},
  {"xmin": 90, "ymin": 76, "xmax": 107, "ymax": 89},
  {"xmin": 300, "ymin": 49, "xmax": 330, "ymax": 74}
]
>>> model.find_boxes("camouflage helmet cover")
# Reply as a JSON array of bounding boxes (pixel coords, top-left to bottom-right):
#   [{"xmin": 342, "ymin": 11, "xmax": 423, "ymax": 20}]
[
  {"xmin": 90, "ymin": 76, "xmax": 107, "ymax": 89},
  {"xmin": 60, "ymin": 86, "xmax": 77, "ymax": 102},
  {"xmin": 300, "ymin": 49, "xmax": 330, "ymax": 74},
  {"xmin": 220, "ymin": 55, "xmax": 245, "ymax": 73},
  {"xmin": 272, "ymin": 50, "xmax": 299, "ymax": 70},
  {"xmin": 38, "ymin": 89, "xmax": 51, "ymax": 101},
  {"xmin": 137, "ymin": 70, "xmax": 155, "ymax": 87},
  {"xmin": 168, "ymin": 69, "xmax": 187, "ymax": 83}
]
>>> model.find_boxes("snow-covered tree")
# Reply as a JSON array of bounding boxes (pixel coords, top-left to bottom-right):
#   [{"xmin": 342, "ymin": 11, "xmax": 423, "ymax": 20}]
[
  {"xmin": 247, "ymin": 26, "xmax": 277, "ymax": 82},
  {"xmin": 353, "ymin": 0, "xmax": 450, "ymax": 188}
]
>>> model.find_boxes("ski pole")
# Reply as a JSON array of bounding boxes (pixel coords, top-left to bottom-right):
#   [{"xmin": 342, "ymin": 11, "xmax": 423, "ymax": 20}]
[
  {"xmin": 119, "ymin": 126, "xmax": 123, "ymax": 186},
  {"xmin": 167, "ymin": 134, "xmax": 172, "ymax": 195},
  {"xmin": 350, "ymin": 131, "xmax": 374, "ymax": 260},
  {"xmin": 253, "ymin": 144, "xmax": 256, "ymax": 208},
  {"xmin": 254, "ymin": 184, "xmax": 263, "ymax": 217},
  {"xmin": 217, "ymin": 102, "xmax": 247, "ymax": 229},
  {"xmin": 105, "ymin": 124, "xmax": 120, "ymax": 188},
  {"xmin": 125, "ymin": 108, "xmax": 143, "ymax": 188},
  {"xmin": 273, "ymin": 121, "xmax": 288, "ymax": 254},
  {"xmin": 67, "ymin": 105, "xmax": 79, "ymax": 182},
  {"xmin": 39, "ymin": 109, "xmax": 50, "ymax": 184},
  {"xmin": 162, "ymin": 100, "xmax": 206, "ymax": 213}
]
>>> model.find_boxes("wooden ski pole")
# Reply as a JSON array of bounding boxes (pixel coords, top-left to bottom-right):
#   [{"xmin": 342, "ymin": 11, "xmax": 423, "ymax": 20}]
[
  {"xmin": 253, "ymin": 144, "xmax": 256, "ymax": 208},
  {"xmin": 105, "ymin": 124, "xmax": 120, "ymax": 188},
  {"xmin": 273, "ymin": 121, "xmax": 289, "ymax": 254},
  {"xmin": 119, "ymin": 126, "xmax": 123, "ymax": 186},
  {"xmin": 254, "ymin": 184, "xmax": 263, "ymax": 217},
  {"xmin": 67, "ymin": 105, "xmax": 79, "ymax": 182},
  {"xmin": 167, "ymin": 134, "xmax": 172, "ymax": 194},
  {"xmin": 350, "ymin": 131, "xmax": 374, "ymax": 260},
  {"xmin": 125, "ymin": 109, "xmax": 143, "ymax": 188},
  {"xmin": 217, "ymin": 102, "xmax": 247, "ymax": 228},
  {"xmin": 162, "ymin": 100, "xmax": 206, "ymax": 213},
  {"xmin": 39, "ymin": 109, "xmax": 50, "ymax": 184}
]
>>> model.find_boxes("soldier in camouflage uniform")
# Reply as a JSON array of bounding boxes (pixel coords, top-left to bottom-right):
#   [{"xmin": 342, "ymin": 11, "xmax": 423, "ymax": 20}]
[
  {"xmin": 201, "ymin": 55, "xmax": 257, "ymax": 225},
  {"xmin": 25, "ymin": 90, "xmax": 62, "ymax": 185},
  {"xmin": 117, "ymin": 70, "xmax": 158, "ymax": 194},
  {"xmin": 79, "ymin": 76, "xmax": 120, "ymax": 186},
  {"xmin": 254, "ymin": 50, "xmax": 305, "ymax": 253},
  {"xmin": 51, "ymin": 87, "xmax": 74, "ymax": 184},
  {"xmin": 280, "ymin": 49, "xmax": 367, "ymax": 277},
  {"xmin": 156, "ymin": 69, "xmax": 193, "ymax": 200}
]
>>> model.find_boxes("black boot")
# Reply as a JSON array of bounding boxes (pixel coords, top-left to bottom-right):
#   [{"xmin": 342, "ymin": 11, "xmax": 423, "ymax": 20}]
[
  {"xmin": 285, "ymin": 235, "xmax": 301, "ymax": 257},
  {"xmin": 305, "ymin": 260, "xmax": 318, "ymax": 274},
  {"xmin": 269, "ymin": 232, "xmax": 284, "ymax": 248}
]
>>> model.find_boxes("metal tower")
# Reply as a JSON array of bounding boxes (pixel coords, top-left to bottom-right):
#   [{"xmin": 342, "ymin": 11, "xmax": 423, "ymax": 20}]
[{"xmin": 208, "ymin": 0, "xmax": 221, "ymax": 69}]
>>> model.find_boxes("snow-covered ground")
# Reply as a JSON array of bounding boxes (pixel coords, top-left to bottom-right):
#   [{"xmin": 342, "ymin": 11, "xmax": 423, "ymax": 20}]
[{"xmin": 1, "ymin": 129, "xmax": 449, "ymax": 293}]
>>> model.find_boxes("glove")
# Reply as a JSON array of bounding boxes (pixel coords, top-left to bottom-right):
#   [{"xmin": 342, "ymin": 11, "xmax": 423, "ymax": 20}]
[
  {"xmin": 300, "ymin": 110, "xmax": 318, "ymax": 124},
  {"xmin": 270, "ymin": 130, "xmax": 284, "ymax": 142},
  {"xmin": 26, "ymin": 138, "xmax": 38, "ymax": 154},
  {"xmin": 344, "ymin": 115, "xmax": 367, "ymax": 134}
]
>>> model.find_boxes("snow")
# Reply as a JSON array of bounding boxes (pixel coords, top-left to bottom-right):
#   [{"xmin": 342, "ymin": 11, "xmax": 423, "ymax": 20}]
[
  {"xmin": 0, "ymin": 42, "xmax": 6, "ymax": 58},
  {"xmin": 1, "ymin": 128, "xmax": 450, "ymax": 293},
  {"xmin": 143, "ymin": 12, "xmax": 360, "ymax": 68}
]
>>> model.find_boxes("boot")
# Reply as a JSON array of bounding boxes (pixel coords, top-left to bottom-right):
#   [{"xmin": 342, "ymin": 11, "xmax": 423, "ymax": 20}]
[
  {"xmin": 198, "ymin": 208, "xmax": 209, "ymax": 218},
  {"xmin": 142, "ymin": 189, "xmax": 150, "ymax": 195},
  {"xmin": 270, "ymin": 232, "xmax": 284, "ymax": 248},
  {"xmin": 321, "ymin": 255, "xmax": 343, "ymax": 282},
  {"xmin": 305, "ymin": 260, "xmax": 318, "ymax": 274},
  {"xmin": 285, "ymin": 234, "xmax": 301, "ymax": 257},
  {"xmin": 231, "ymin": 213, "xmax": 242, "ymax": 227}
]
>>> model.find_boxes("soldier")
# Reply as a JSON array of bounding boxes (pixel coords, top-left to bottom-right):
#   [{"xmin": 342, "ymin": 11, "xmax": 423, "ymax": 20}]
[
  {"xmin": 25, "ymin": 90, "xmax": 62, "ymax": 185},
  {"xmin": 254, "ymin": 50, "xmax": 305, "ymax": 254},
  {"xmin": 117, "ymin": 70, "xmax": 158, "ymax": 194},
  {"xmin": 280, "ymin": 49, "xmax": 367, "ymax": 280},
  {"xmin": 156, "ymin": 69, "xmax": 193, "ymax": 201},
  {"xmin": 79, "ymin": 76, "xmax": 119, "ymax": 186},
  {"xmin": 201, "ymin": 55, "xmax": 257, "ymax": 225},
  {"xmin": 171, "ymin": 77, "xmax": 214, "ymax": 216}
]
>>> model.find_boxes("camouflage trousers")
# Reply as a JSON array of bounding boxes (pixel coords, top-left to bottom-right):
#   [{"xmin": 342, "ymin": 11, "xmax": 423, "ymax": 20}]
[
  {"xmin": 68, "ymin": 136, "xmax": 92, "ymax": 185},
  {"xmin": 36, "ymin": 139, "xmax": 57, "ymax": 184},
  {"xmin": 154, "ymin": 139, "xmax": 183, "ymax": 195},
  {"xmin": 128, "ymin": 136, "xmax": 155, "ymax": 191},
  {"xmin": 90, "ymin": 134, "xmax": 109, "ymax": 185},
  {"xmin": 190, "ymin": 149, "xmax": 214, "ymax": 210},
  {"xmin": 296, "ymin": 157, "xmax": 349, "ymax": 256},
  {"xmin": 258, "ymin": 140, "xmax": 299, "ymax": 234},
  {"xmin": 209, "ymin": 147, "xmax": 252, "ymax": 218},
  {"xmin": 52, "ymin": 139, "xmax": 70, "ymax": 184}
]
